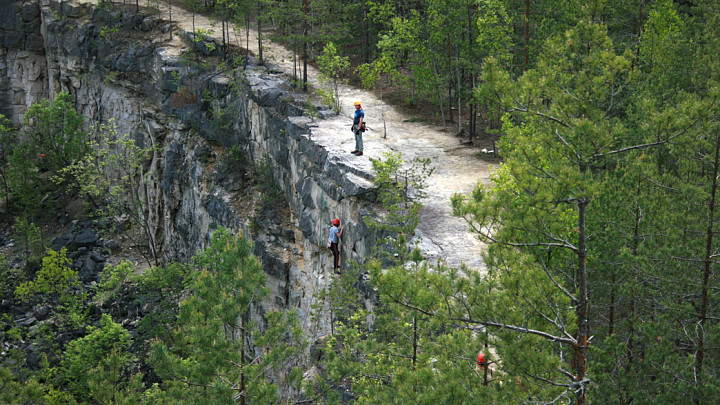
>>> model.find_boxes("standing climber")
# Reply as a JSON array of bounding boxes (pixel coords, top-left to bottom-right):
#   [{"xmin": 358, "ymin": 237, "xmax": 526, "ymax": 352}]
[
  {"xmin": 351, "ymin": 101, "xmax": 365, "ymax": 156},
  {"xmin": 329, "ymin": 218, "xmax": 344, "ymax": 274}
]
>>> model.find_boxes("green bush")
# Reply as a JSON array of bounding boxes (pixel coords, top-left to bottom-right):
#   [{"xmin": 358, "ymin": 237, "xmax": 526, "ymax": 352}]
[
  {"xmin": 0, "ymin": 366, "xmax": 50, "ymax": 404},
  {"xmin": 15, "ymin": 248, "xmax": 87, "ymax": 328},
  {"xmin": 135, "ymin": 262, "xmax": 192, "ymax": 345},
  {"xmin": 22, "ymin": 92, "xmax": 87, "ymax": 176},
  {"xmin": 15, "ymin": 248, "xmax": 78, "ymax": 303},
  {"xmin": 5, "ymin": 92, "xmax": 88, "ymax": 215},
  {"xmin": 96, "ymin": 261, "xmax": 137, "ymax": 303},
  {"xmin": 317, "ymin": 42, "xmax": 349, "ymax": 114},
  {"xmin": 366, "ymin": 151, "xmax": 433, "ymax": 261},
  {"xmin": 14, "ymin": 217, "xmax": 43, "ymax": 271},
  {"xmin": 255, "ymin": 154, "xmax": 281, "ymax": 203},
  {"xmin": 137, "ymin": 262, "xmax": 191, "ymax": 296},
  {"xmin": 7, "ymin": 143, "xmax": 42, "ymax": 214},
  {"xmin": 0, "ymin": 255, "xmax": 22, "ymax": 299},
  {"xmin": 60, "ymin": 314, "xmax": 133, "ymax": 400}
]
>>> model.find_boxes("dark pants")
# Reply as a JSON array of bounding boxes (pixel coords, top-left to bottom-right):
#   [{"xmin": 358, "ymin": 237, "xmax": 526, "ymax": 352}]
[{"xmin": 330, "ymin": 242, "xmax": 340, "ymax": 269}]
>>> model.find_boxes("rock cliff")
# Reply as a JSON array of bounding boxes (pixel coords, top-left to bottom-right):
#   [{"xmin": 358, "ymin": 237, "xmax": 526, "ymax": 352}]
[
  {"xmin": 1, "ymin": 0, "xmax": 380, "ymax": 341},
  {"xmin": 0, "ymin": 0, "xmax": 46, "ymax": 123}
]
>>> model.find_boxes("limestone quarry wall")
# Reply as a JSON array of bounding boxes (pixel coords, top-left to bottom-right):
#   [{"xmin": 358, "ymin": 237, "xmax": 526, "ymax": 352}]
[
  {"xmin": 0, "ymin": 0, "xmax": 47, "ymax": 123},
  {"xmin": 1, "ymin": 0, "xmax": 379, "ymax": 341}
]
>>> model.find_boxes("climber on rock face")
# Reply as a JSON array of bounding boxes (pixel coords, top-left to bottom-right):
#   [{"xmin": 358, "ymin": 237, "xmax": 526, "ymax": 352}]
[{"xmin": 328, "ymin": 218, "xmax": 344, "ymax": 274}]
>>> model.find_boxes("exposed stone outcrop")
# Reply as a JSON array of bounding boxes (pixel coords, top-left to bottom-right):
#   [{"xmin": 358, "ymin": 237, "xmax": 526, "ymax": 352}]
[
  {"xmin": 0, "ymin": 1, "xmax": 46, "ymax": 123},
  {"xmin": 1, "ymin": 0, "xmax": 380, "ymax": 346}
]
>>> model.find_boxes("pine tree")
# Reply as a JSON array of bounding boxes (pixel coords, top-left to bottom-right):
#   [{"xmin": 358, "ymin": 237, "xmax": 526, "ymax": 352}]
[
  {"xmin": 453, "ymin": 20, "xmax": 637, "ymax": 404},
  {"xmin": 150, "ymin": 228, "xmax": 305, "ymax": 404}
]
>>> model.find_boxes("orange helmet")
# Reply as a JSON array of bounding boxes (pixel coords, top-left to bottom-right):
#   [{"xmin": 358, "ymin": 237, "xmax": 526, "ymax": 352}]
[
  {"xmin": 333, "ymin": 218, "xmax": 340, "ymax": 226},
  {"xmin": 353, "ymin": 100, "xmax": 362, "ymax": 106}
]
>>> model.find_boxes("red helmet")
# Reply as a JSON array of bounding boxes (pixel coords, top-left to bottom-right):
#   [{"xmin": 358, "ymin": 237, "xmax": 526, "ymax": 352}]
[{"xmin": 333, "ymin": 218, "xmax": 340, "ymax": 226}]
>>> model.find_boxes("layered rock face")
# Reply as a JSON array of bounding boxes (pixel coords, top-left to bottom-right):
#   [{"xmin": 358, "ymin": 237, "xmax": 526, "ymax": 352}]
[
  {"xmin": 1, "ymin": 0, "xmax": 379, "ymax": 341},
  {"xmin": 0, "ymin": 1, "xmax": 47, "ymax": 123}
]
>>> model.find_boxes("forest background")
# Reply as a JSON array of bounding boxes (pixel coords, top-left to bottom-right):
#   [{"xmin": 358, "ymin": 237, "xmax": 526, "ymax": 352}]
[{"xmin": 2, "ymin": 0, "xmax": 720, "ymax": 404}]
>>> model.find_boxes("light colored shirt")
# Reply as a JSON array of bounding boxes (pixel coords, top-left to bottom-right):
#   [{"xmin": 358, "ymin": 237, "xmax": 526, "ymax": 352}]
[{"xmin": 329, "ymin": 226, "xmax": 340, "ymax": 244}]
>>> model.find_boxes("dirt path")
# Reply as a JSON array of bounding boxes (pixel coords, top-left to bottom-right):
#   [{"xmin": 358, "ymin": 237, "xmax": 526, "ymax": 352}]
[{"xmin": 81, "ymin": 0, "xmax": 491, "ymax": 272}]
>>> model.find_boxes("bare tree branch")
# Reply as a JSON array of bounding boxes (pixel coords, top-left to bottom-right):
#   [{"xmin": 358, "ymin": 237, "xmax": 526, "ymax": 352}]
[
  {"xmin": 464, "ymin": 319, "xmax": 577, "ymax": 345},
  {"xmin": 594, "ymin": 116, "xmax": 701, "ymax": 158},
  {"xmin": 509, "ymin": 107, "xmax": 573, "ymax": 129},
  {"xmin": 539, "ymin": 259, "xmax": 577, "ymax": 303},
  {"xmin": 385, "ymin": 293, "xmax": 576, "ymax": 345}
]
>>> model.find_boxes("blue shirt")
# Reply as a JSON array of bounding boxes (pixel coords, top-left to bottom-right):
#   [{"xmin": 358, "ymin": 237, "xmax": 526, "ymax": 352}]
[
  {"xmin": 353, "ymin": 108, "xmax": 364, "ymax": 125},
  {"xmin": 329, "ymin": 226, "xmax": 340, "ymax": 243}
]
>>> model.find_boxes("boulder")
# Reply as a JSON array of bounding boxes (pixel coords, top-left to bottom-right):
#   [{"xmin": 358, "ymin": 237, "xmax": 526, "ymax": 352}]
[
  {"xmin": 140, "ymin": 16, "xmax": 156, "ymax": 31},
  {"xmin": 20, "ymin": 3, "xmax": 39, "ymax": 23},
  {"xmin": 79, "ymin": 256, "xmax": 99, "ymax": 282},
  {"xmin": 89, "ymin": 251, "xmax": 106, "ymax": 263},
  {"xmin": 25, "ymin": 344, "xmax": 41, "ymax": 370},
  {"xmin": 104, "ymin": 239, "xmax": 121, "ymax": 254},
  {"xmin": 32, "ymin": 305, "xmax": 50, "ymax": 320},
  {"xmin": 52, "ymin": 234, "xmax": 72, "ymax": 249},
  {"xmin": 16, "ymin": 316, "xmax": 37, "ymax": 327},
  {"xmin": 73, "ymin": 229, "xmax": 98, "ymax": 248}
]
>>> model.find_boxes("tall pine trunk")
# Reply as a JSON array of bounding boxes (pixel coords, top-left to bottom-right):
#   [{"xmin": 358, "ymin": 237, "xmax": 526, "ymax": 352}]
[
  {"xmin": 524, "ymin": 0, "xmax": 530, "ymax": 71},
  {"xmin": 257, "ymin": 1, "xmax": 263, "ymax": 64},
  {"xmin": 241, "ymin": 315, "xmax": 246, "ymax": 405},
  {"xmin": 302, "ymin": 0, "xmax": 308, "ymax": 91},
  {"xmin": 168, "ymin": 0, "xmax": 172, "ymax": 40},
  {"xmin": 625, "ymin": 192, "xmax": 641, "ymax": 377},
  {"xmin": 245, "ymin": 14, "xmax": 251, "ymax": 68},
  {"xmin": 456, "ymin": 59, "xmax": 462, "ymax": 133},
  {"xmin": 575, "ymin": 199, "xmax": 589, "ymax": 405}
]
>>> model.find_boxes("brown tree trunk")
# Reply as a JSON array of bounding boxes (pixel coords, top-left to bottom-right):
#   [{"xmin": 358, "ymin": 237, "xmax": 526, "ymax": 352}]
[
  {"xmin": 222, "ymin": 19, "xmax": 227, "ymax": 61},
  {"xmin": 168, "ymin": 0, "xmax": 172, "ymax": 40},
  {"xmin": 524, "ymin": 0, "xmax": 530, "ymax": 71},
  {"xmin": 241, "ymin": 315, "xmax": 246, "ymax": 405},
  {"xmin": 245, "ymin": 15, "xmax": 250, "ymax": 67},
  {"xmin": 364, "ymin": 7, "xmax": 370, "ymax": 64},
  {"xmin": 696, "ymin": 131, "xmax": 720, "ymax": 401},
  {"xmin": 467, "ymin": 1, "xmax": 475, "ymax": 139},
  {"xmin": 412, "ymin": 314, "xmax": 417, "ymax": 368},
  {"xmin": 302, "ymin": 0, "xmax": 308, "ymax": 91},
  {"xmin": 575, "ymin": 199, "xmax": 589, "ymax": 405},
  {"xmin": 608, "ymin": 272, "xmax": 615, "ymax": 337},
  {"xmin": 626, "ymin": 192, "xmax": 641, "ymax": 374},
  {"xmin": 257, "ymin": 1, "xmax": 263, "ymax": 64}
]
